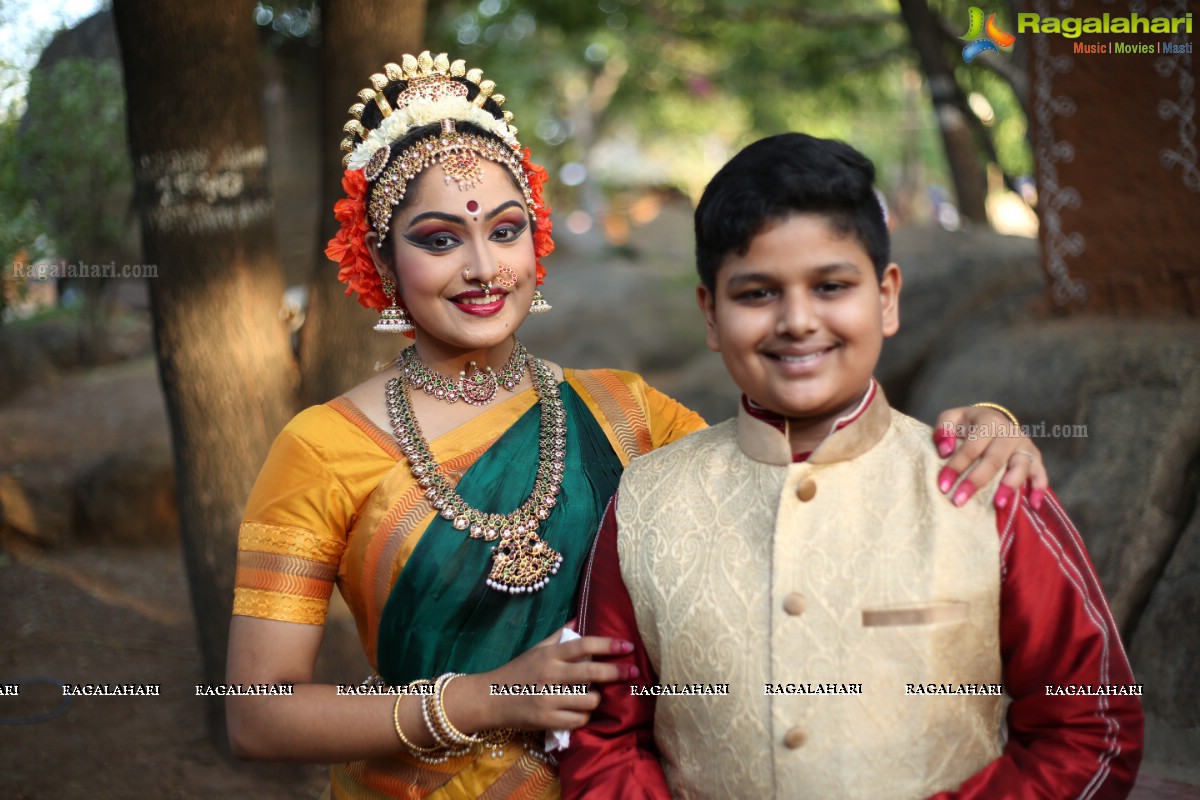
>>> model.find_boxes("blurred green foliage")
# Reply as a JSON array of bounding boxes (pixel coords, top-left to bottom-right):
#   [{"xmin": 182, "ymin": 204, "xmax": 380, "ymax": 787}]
[
  {"xmin": 0, "ymin": 54, "xmax": 132, "ymax": 326},
  {"xmin": 1, "ymin": 56, "xmax": 132, "ymax": 275},
  {"xmin": 939, "ymin": 0, "xmax": 1032, "ymax": 177},
  {"xmin": 232, "ymin": 2, "xmax": 1036, "ymax": 223},
  {"xmin": 20, "ymin": 58, "xmax": 133, "ymax": 263},
  {"xmin": 0, "ymin": 85, "xmax": 45, "ymax": 267},
  {"xmin": 419, "ymin": 0, "xmax": 1031, "ymax": 209}
]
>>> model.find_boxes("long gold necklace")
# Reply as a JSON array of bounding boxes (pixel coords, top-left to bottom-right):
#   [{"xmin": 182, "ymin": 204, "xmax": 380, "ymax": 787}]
[{"xmin": 385, "ymin": 345, "xmax": 566, "ymax": 593}]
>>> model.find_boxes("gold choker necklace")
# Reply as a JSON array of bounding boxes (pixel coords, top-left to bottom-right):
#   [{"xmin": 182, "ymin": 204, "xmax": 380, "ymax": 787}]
[{"xmin": 399, "ymin": 341, "xmax": 528, "ymax": 406}]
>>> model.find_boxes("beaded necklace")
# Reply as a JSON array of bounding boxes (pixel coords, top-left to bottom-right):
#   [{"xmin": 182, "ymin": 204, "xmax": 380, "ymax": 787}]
[
  {"xmin": 399, "ymin": 340, "xmax": 528, "ymax": 405},
  {"xmin": 386, "ymin": 343, "xmax": 566, "ymax": 593}
]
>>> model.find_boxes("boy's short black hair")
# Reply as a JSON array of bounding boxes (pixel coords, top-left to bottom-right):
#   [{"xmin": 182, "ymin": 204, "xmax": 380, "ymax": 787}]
[{"xmin": 694, "ymin": 133, "xmax": 890, "ymax": 289}]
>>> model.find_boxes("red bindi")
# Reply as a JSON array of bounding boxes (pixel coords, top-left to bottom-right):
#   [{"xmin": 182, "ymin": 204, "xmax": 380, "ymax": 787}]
[{"xmin": 466, "ymin": 199, "xmax": 480, "ymax": 214}]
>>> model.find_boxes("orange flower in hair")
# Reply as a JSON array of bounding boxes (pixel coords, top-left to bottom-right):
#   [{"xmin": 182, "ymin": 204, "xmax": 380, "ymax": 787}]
[
  {"xmin": 325, "ymin": 169, "xmax": 390, "ymax": 311},
  {"xmin": 522, "ymin": 148, "xmax": 554, "ymax": 285}
]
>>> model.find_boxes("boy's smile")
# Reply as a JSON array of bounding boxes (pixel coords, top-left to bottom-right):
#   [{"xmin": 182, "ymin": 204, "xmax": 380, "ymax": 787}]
[{"xmin": 697, "ymin": 212, "xmax": 901, "ymax": 454}]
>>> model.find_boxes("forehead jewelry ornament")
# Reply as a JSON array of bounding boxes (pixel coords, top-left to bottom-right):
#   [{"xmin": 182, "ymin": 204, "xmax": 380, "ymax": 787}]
[
  {"xmin": 347, "ymin": 61, "xmax": 533, "ymax": 241},
  {"xmin": 367, "ymin": 130, "xmax": 530, "ymax": 240},
  {"xmin": 495, "ymin": 264, "xmax": 517, "ymax": 290},
  {"xmin": 466, "ymin": 199, "xmax": 480, "ymax": 220},
  {"xmin": 440, "ymin": 119, "xmax": 484, "ymax": 191}
]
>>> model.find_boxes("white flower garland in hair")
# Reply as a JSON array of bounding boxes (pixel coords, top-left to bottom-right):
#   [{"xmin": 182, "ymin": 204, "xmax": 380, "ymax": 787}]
[{"xmin": 347, "ymin": 97, "xmax": 519, "ymax": 170}]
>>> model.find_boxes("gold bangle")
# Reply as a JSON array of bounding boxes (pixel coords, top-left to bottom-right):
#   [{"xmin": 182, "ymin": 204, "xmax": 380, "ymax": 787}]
[
  {"xmin": 971, "ymin": 402, "xmax": 1020, "ymax": 428},
  {"xmin": 394, "ymin": 680, "xmax": 444, "ymax": 761},
  {"xmin": 433, "ymin": 673, "xmax": 518, "ymax": 758},
  {"xmin": 434, "ymin": 673, "xmax": 483, "ymax": 747}
]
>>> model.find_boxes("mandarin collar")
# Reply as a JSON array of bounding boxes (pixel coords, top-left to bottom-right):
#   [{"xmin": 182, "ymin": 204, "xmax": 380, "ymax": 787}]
[{"xmin": 735, "ymin": 379, "xmax": 892, "ymax": 466}]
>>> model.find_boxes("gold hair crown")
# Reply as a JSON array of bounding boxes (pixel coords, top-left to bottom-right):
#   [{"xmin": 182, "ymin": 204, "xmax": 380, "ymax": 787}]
[{"xmin": 340, "ymin": 51, "xmax": 531, "ymax": 239}]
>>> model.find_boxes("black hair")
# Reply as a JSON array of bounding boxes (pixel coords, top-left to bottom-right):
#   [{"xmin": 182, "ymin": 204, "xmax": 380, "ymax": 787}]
[{"xmin": 694, "ymin": 133, "xmax": 889, "ymax": 289}]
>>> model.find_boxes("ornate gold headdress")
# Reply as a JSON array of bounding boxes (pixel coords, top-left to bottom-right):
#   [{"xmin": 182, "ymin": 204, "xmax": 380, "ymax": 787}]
[
  {"xmin": 341, "ymin": 52, "xmax": 532, "ymax": 239},
  {"xmin": 325, "ymin": 51, "xmax": 554, "ymax": 312},
  {"xmin": 341, "ymin": 52, "xmax": 517, "ymax": 167}
]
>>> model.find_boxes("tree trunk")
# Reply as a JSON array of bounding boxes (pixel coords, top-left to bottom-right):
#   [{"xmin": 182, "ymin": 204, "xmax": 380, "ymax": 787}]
[
  {"xmin": 297, "ymin": 0, "xmax": 428, "ymax": 406},
  {"xmin": 112, "ymin": 0, "xmax": 298, "ymax": 740},
  {"xmin": 897, "ymin": 0, "xmax": 989, "ymax": 224}
]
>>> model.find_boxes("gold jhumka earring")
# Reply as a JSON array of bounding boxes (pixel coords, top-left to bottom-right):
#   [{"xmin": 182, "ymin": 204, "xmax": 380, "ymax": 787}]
[
  {"xmin": 375, "ymin": 276, "xmax": 415, "ymax": 333},
  {"xmin": 529, "ymin": 290, "xmax": 551, "ymax": 314}
]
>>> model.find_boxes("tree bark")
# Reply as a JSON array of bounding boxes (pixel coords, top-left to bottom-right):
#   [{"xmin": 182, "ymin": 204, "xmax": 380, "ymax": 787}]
[
  {"xmin": 897, "ymin": 0, "xmax": 989, "ymax": 224},
  {"xmin": 297, "ymin": 0, "xmax": 429, "ymax": 406},
  {"xmin": 112, "ymin": 0, "xmax": 298, "ymax": 740}
]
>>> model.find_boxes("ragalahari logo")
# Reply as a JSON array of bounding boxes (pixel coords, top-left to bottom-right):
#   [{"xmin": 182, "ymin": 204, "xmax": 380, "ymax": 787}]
[{"xmin": 961, "ymin": 7, "xmax": 1016, "ymax": 62}]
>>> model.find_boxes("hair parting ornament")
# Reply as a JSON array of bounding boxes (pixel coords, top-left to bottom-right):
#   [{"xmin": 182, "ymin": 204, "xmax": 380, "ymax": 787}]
[{"xmin": 324, "ymin": 51, "xmax": 554, "ymax": 313}]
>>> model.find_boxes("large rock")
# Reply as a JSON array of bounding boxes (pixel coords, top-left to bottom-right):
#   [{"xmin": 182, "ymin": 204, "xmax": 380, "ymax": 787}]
[
  {"xmin": 878, "ymin": 226, "xmax": 1043, "ymax": 406},
  {"xmin": 0, "ymin": 356, "xmax": 179, "ymax": 548},
  {"xmin": 0, "ymin": 468, "xmax": 75, "ymax": 546},
  {"xmin": 1132, "ymin": 501, "xmax": 1200, "ymax": 785},
  {"xmin": 76, "ymin": 441, "xmax": 178, "ymax": 546},
  {"xmin": 0, "ymin": 316, "xmax": 88, "ymax": 404}
]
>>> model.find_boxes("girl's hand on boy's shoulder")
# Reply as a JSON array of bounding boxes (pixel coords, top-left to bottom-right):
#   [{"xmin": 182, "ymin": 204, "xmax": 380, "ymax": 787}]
[{"xmin": 932, "ymin": 406, "xmax": 1049, "ymax": 512}]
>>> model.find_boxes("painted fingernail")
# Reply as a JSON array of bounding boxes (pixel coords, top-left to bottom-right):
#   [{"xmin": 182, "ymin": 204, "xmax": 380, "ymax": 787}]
[
  {"xmin": 1030, "ymin": 489, "xmax": 1045, "ymax": 510},
  {"xmin": 619, "ymin": 665, "xmax": 640, "ymax": 681},
  {"xmin": 933, "ymin": 427, "xmax": 956, "ymax": 457},
  {"xmin": 938, "ymin": 467, "xmax": 958, "ymax": 494},
  {"xmin": 953, "ymin": 480, "xmax": 976, "ymax": 507},
  {"xmin": 994, "ymin": 485, "xmax": 1014, "ymax": 511},
  {"xmin": 612, "ymin": 639, "xmax": 634, "ymax": 654}
]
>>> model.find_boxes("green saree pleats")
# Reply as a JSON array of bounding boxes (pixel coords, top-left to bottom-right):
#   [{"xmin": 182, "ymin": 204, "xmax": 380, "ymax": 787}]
[{"xmin": 376, "ymin": 384, "xmax": 623, "ymax": 685}]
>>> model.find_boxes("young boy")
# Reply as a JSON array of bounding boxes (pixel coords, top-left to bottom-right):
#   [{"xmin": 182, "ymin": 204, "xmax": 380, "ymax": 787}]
[{"xmin": 558, "ymin": 134, "xmax": 1143, "ymax": 798}]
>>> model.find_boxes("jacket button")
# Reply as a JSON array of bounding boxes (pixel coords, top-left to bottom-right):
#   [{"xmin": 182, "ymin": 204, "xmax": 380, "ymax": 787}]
[
  {"xmin": 796, "ymin": 480, "xmax": 817, "ymax": 502},
  {"xmin": 783, "ymin": 593, "xmax": 807, "ymax": 616},
  {"xmin": 784, "ymin": 727, "xmax": 806, "ymax": 749}
]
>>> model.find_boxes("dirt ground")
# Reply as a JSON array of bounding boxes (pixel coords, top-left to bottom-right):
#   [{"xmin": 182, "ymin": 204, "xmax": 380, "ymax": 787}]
[{"xmin": 0, "ymin": 539, "xmax": 329, "ymax": 799}]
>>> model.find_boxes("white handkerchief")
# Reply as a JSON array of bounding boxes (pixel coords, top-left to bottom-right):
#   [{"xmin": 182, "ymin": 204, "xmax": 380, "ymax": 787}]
[{"xmin": 545, "ymin": 627, "xmax": 582, "ymax": 752}]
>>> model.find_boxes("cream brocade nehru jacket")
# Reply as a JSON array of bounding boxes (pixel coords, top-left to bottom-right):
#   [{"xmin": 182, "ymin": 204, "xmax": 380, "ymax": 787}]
[{"xmin": 614, "ymin": 388, "xmax": 1005, "ymax": 799}]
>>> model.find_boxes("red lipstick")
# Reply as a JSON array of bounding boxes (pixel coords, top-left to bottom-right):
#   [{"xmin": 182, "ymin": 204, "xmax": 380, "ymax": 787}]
[{"xmin": 451, "ymin": 289, "xmax": 507, "ymax": 316}]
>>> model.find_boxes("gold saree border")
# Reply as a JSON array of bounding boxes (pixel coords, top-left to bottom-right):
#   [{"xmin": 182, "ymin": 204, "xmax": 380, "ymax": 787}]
[
  {"xmin": 235, "ymin": 550, "xmax": 338, "ymax": 597},
  {"xmin": 332, "ymin": 746, "xmax": 557, "ymax": 799},
  {"xmin": 329, "ymin": 396, "xmax": 405, "ymax": 460},
  {"xmin": 233, "ymin": 521, "xmax": 346, "ymax": 625},
  {"xmin": 232, "ymin": 588, "xmax": 328, "ymax": 626},
  {"xmin": 476, "ymin": 752, "xmax": 557, "ymax": 799},
  {"xmin": 566, "ymin": 369, "xmax": 651, "ymax": 466},
  {"xmin": 238, "ymin": 520, "xmax": 346, "ymax": 562}
]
